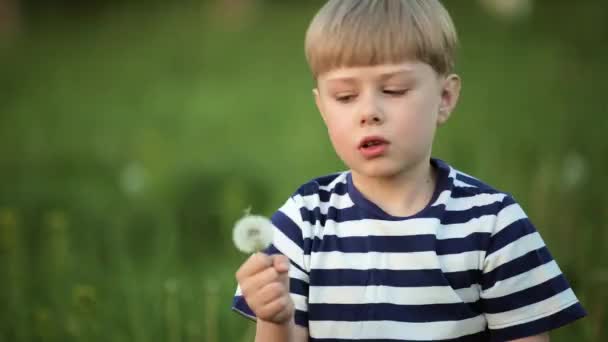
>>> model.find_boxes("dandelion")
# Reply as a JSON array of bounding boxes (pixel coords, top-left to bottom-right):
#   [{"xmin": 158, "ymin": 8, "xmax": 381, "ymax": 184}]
[
  {"xmin": 120, "ymin": 161, "xmax": 146, "ymax": 195},
  {"xmin": 232, "ymin": 208, "xmax": 274, "ymax": 253},
  {"xmin": 479, "ymin": 0, "xmax": 533, "ymax": 20},
  {"xmin": 562, "ymin": 151, "xmax": 587, "ymax": 190}
]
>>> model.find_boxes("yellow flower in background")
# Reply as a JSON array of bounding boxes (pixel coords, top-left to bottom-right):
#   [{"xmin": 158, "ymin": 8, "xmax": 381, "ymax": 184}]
[{"xmin": 232, "ymin": 212, "xmax": 274, "ymax": 254}]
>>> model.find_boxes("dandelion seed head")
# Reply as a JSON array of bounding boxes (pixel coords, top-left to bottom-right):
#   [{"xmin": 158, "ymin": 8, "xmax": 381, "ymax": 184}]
[{"xmin": 232, "ymin": 214, "xmax": 274, "ymax": 253}]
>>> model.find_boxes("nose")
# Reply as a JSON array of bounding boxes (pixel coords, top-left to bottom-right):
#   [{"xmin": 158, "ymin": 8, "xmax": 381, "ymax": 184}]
[{"xmin": 359, "ymin": 95, "xmax": 384, "ymax": 126}]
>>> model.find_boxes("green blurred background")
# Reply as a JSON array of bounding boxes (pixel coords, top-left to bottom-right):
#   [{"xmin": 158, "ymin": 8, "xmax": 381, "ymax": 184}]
[{"xmin": 0, "ymin": 0, "xmax": 606, "ymax": 341}]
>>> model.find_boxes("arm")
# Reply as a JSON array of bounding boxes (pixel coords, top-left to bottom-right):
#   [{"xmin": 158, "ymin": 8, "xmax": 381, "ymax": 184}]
[
  {"xmin": 255, "ymin": 320, "xmax": 308, "ymax": 342},
  {"xmin": 236, "ymin": 253, "xmax": 309, "ymax": 342},
  {"xmin": 481, "ymin": 197, "xmax": 585, "ymax": 340},
  {"xmin": 509, "ymin": 333, "xmax": 549, "ymax": 342}
]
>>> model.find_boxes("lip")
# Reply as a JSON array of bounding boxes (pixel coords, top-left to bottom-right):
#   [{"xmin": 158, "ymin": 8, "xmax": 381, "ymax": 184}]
[
  {"xmin": 358, "ymin": 136, "xmax": 389, "ymax": 148},
  {"xmin": 358, "ymin": 135, "xmax": 389, "ymax": 159}
]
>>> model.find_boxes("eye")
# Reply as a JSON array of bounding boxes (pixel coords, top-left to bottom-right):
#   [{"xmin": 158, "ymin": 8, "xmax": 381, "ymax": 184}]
[
  {"xmin": 383, "ymin": 89, "xmax": 408, "ymax": 96},
  {"xmin": 335, "ymin": 94, "xmax": 357, "ymax": 103}
]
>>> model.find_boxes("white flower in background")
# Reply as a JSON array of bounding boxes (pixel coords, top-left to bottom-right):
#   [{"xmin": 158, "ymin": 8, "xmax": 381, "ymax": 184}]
[
  {"xmin": 120, "ymin": 161, "xmax": 146, "ymax": 195},
  {"xmin": 479, "ymin": 0, "xmax": 533, "ymax": 20},
  {"xmin": 561, "ymin": 151, "xmax": 587, "ymax": 190},
  {"xmin": 233, "ymin": 211, "xmax": 274, "ymax": 253}
]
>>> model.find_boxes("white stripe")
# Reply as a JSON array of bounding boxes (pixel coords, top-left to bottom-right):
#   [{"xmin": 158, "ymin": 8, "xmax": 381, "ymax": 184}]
[
  {"xmin": 431, "ymin": 189, "xmax": 452, "ymax": 206},
  {"xmin": 311, "ymin": 250, "xmax": 482, "ymax": 273},
  {"xmin": 300, "ymin": 192, "xmax": 355, "ymax": 213},
  {"xmin": 288, "ymin": 263, "xmax": 309, "ymax": 283},
  {"xmin": 493, "ymin": 203, "xmax": 527, "ymax": 236},
  {"xmin": 447, "ymin": 166, "xmax": 457, "ymax": 180},
  {"xmin": 443, "ymin": 193, "xmax": 506, "ymax": 211},
  {"xmin": 482, "ymin": 260, "xmax": 562, "ymax": 299},
  {"xmin": 292, "ymin": 293, "xmax": 308, "ymax": 312},
  {"xmin": 273, "ymin": 226, "xmax": 307, "ymax": 271},
  {"xmin": 280, "ymin": 196, "xmax": 312, "ymax": 239},
  {"xmin": 308, "ymin": 186, "xmax": 503, "ymax": 213},
  {"xmin": 454, "ymin": 179, "xmax": 477, "ymax": 188},
  {"xmin": 456, "ymin": 170, "xmax": 481, "ymax": 181},
  {"xmin": 484, "ymin": 232, "xmax": 545, "ymax": 272},
  {"xmin": 455, "ymin": 284, "xmax": 481, "ymax": 303},
  {"xmin": 309, "ymin": 285, "xmax": 474, "ymax": 305},
  {"xmin": 318, "ymin": 173, "xmax": 348, "ymax": 192},
  {"xmin": 309, "ymin": 315, "xmax": 487, "ymax": 340},
  {"xmin": 486, "ymin": 289, "xmax": 579, "ymax": 329},
  {"xmin": 318, "ymin": 216, "xmax": 497, "ymax": 240}
]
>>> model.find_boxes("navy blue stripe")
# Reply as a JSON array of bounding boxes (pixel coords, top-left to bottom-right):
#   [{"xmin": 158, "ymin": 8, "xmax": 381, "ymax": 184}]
[
  {"xmin": 309, "ymin": 302, "xmax": 480, "ymax": 323},
  {"xmin": 482, "ymin": 247, "xmax": 553, "ymax": 290},
  {"xmin": 232, "ymin": 296, "xmax": 255, "ymax": 319},
  {"xmin": 310, "ymin": 269, "xmax": 480, "ymax": 289},
  {"xmin": 310, "ymin": 329, "xmax": 490, "ymax": 341},
  {"xmin": 450, "ymin": 186, "xmax": 502, "ymax": 198},
  {"xmin": 264, "ymin": 244, "xmax": 280, "ymax": 255},
  {"xmin": 487, "ymin": 218, "xmax": 535, "ymax": 255},
  {"xmin": 483, "ymin": 274, "xmax": 571, "ymax": 314},
  {"xmin": 295, "ymin": 176, "xmax": 346, "ymax": 196},
  {"xmin": 444, "ymin": 269, "xmax": 482, "ymax": 289},
  {"xmin": 296, "ymin": 183, "xmax": 320, "ymax": 197},
  {"xmin": 306, "ymin": 233, "xmax": 490, "ymax": 255},
  {"xmin": 271, "ymin": 210, "xmax": 304, "ymax": 249},
  {"xmin": 308, "ymin": 235, "xmax": 435, "ymax": 253},
  {"xmin": 290, "ymin": 277, "xmax": 309, "ymax": 297},
  {"xmin": 264, "ymin": 244, "xmax": 309, "ymax": 275},
  {"xmin": 437, "ymin": 233, "xmax": 490, "ymax": 254},
  {"xmin": 317, "ymin": 184, "xmax": 348, "ymax": 202},
  {"xmin": 455, "ymin": 173, "xmax": 493, "ymax": 190},
  {"xmin": 314, "ymin": 173, "xmax": 343, "ymax": 187},
  {"xmin": 300, "ymin": 200, "xmax": 507, "ymax": 225},
  {"xmin": 232, "ymin": 298, "xmax": 310, "ymax": 328},
  {"xmin": 489, "ymin": 302, "xmax": 586, "ymax": 341},
  {"xmin": 294, "ymin": 309, "xmax": 308, "ymax": 327}
]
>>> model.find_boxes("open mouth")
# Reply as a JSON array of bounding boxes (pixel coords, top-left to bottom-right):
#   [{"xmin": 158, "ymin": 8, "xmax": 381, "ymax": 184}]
[
  {"xmin": 359, "ymin": 136, "xmax": 389, "ymax": 149},
  {"xmin": 361, "ymin": 140, "xmax": 385, "ymax": 148},
  {"xmin": 358, "ymin": 136, "xmax": 389, "ymax": 158}
]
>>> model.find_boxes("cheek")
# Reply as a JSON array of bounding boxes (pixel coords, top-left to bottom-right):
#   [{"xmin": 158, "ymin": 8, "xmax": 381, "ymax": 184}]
[
  {"xmin": 394, "ymin": 100, "xmax": 438, "ymax": 142},
  {"xmin": 324, "ymin": 118, "xmax": 354, "ymax": 154}
]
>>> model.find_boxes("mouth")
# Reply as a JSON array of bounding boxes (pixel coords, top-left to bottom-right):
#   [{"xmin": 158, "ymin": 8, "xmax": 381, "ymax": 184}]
[
  {"xmin": 358, "ymin": 136, "xmax": 390, "ymax": 158},
  {"xmin": 359, "ymin": 136, "xmax": 389, "ymax": 149}
]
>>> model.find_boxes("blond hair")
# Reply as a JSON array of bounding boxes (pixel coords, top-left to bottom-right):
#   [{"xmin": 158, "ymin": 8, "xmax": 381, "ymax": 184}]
[{"xmin": 305, "ymin": 0, "xmax": 458, "ymax": 78}]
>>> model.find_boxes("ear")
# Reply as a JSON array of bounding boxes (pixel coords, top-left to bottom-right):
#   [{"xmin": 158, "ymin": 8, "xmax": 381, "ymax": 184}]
[
  {"xmin": 437, "ymin": 74, "xmax": 461, "ymax": 126},
  {"xmin": 313, "ymin": 88, "xmax": 328, "ymax": 125}
]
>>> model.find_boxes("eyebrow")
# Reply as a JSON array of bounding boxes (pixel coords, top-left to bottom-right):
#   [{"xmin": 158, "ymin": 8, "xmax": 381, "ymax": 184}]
[{"xmin": 325, "ymin": 70, "xmax": 415, "ymax": 83}]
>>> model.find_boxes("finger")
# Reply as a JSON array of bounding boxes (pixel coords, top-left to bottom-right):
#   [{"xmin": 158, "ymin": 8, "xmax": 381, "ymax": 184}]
[
  {"xmin": 272, "ymin": 254, "xmax": 290, "ymax": 273},
  {"xmin": 258, "ymin": 295, "xmax": 293, "ymax": 323},
  {"xmin": 235, "ymin": 252, "xmax": 273, "ymax": 282},
  {"xmin": 256, "ymin": 281, "xmax": 288, "ymax": 305},
  {"xmin": 240, "ymin": 265, "xmax": 280, "ymax": 294},
  {"xmin": 277, "ymin": 266, "xmax": 290, "ymax": 291}
]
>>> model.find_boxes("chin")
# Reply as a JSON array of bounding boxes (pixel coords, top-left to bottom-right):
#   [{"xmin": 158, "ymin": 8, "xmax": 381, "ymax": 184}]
[{"xmin": 352, "ymin": 162, "xmax": 405, "ymax": 179}]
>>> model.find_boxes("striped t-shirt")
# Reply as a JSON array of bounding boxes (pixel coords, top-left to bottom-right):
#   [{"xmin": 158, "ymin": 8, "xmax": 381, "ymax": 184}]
[{"xmin": 232, "ymin": 158, "xmax": 586, "ymax": 341}]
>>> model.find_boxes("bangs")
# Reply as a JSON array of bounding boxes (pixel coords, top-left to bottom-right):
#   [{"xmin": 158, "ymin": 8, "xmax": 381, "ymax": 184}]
[{"xmin": 305, "ymin": 0, "xmax": 457, "ymax": 78}]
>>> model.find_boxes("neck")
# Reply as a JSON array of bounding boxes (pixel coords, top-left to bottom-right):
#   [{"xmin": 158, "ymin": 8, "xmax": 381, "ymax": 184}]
[{"xmin": 351, "ymin": 159, "xmax": 437, "ymax": 217}]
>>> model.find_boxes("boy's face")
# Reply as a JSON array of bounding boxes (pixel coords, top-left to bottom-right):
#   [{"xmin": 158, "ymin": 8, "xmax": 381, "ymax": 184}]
[{"xmin": 313, "ymin": 61, "xmax": 460, "ymax": 180}]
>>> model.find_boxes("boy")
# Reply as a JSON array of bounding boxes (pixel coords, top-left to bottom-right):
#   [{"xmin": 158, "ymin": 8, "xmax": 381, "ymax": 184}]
[{"xmin": 232, "ymin": 0, "xmax": 586, "ymax": 341}]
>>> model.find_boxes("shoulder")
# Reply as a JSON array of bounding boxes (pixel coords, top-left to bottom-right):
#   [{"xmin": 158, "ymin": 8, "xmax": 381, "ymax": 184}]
[
  {"xmin": 291, "ymin": 172, "xmax": 348, "ymax": 197},
  {"xmin": 442, "ymin": 160, "xmax": 516, "ymax": 207},
  {"xmin": 436, "ymin": 160, "xmax": 524, "ymax": 231}
]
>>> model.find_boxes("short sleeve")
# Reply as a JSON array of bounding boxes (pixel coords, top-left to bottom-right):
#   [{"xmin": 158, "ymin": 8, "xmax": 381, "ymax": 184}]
[
  {"xmin": 480, "ymin": 196, "xmax": 586, "ymax": 341},
  {"xmin": 232, "ymin": 195, "xmax": 311, "ymax": 328}
]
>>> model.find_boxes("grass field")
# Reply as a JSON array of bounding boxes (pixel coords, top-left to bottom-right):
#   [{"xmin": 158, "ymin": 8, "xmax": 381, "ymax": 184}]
[{"xmin": 0, "ymin": 1, "xmax": 606, "ymax": 341}]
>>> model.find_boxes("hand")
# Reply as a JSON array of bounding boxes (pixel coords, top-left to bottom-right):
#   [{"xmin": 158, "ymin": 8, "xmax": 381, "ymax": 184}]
[{"xmin": 235, "ymin": 252, "xmax": 294, "ymax": 324}]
